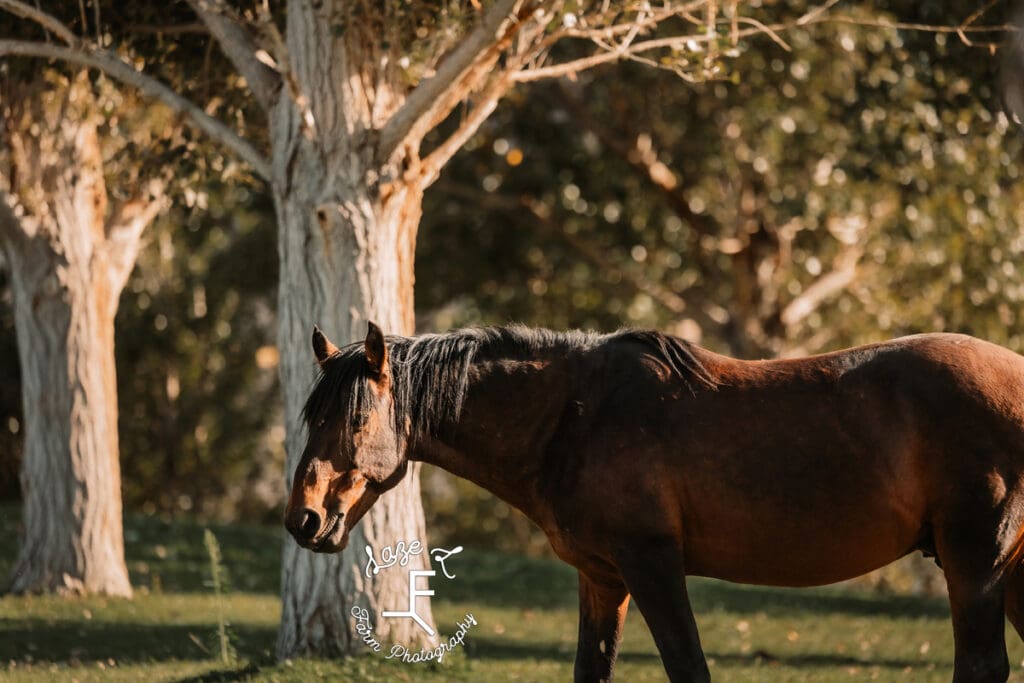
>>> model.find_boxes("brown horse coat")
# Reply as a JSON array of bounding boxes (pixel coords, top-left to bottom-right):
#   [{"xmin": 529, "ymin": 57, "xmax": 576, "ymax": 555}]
[{"xmin": 287, "ymin": 325, "xmax": 1024, "ymax": 683}]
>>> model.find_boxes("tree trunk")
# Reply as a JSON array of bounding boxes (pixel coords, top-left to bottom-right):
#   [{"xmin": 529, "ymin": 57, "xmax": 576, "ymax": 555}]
[
  {"xmin": 1, "ymin": 75, "xmax": 159, "ymax": 596},
  {"xmin": 5, "ymin": 232, "xmax": 131, "ymax": 596},
  {"xmin": 271, "ymin": 9, "xmax": 436, "ymax": 648},
  {"xmin": 273, "ymin": 157, "xmax": 436, "ymax": 655}
]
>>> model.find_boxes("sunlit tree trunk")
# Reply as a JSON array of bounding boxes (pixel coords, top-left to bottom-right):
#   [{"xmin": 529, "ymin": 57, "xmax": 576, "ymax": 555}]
[
  {"xmin": 0, "ymin": 75, "xmax": 162, "ymax": 596},
  {"xmin": 272, "ymin": 5, "xmax": 435, "ymax": 656}
]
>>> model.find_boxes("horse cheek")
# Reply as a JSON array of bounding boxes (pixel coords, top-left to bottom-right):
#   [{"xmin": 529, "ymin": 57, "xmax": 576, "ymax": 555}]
[{"xmin": 355, "ymin": 432, "xmax": 401, "ymax": 483}]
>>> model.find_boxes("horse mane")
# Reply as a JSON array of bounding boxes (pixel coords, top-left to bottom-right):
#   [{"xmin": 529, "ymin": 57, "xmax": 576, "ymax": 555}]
[{"xmin": 303, "ymin": 326, "xmax": 716, "ymax": 444}]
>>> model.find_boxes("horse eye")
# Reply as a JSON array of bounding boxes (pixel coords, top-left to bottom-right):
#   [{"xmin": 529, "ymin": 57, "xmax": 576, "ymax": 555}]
[{"xmin": 351, "ymin": 414, "xmax": 367, "ymax": 431}]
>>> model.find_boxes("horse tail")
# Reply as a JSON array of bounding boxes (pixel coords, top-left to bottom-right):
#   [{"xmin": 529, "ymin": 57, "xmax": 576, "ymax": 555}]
[
  {"xmin": 1006, "ymin": 522, "xmax": 1024, "ymax": 575},
  {"xmin": 1004, "ymin": 521, "xmax": 1024, "ymax": 641}
]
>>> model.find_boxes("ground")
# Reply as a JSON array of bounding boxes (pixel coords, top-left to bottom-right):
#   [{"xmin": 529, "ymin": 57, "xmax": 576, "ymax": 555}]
[{"xmin": 2, "ymin": 507, "xmax": 1024, "ymax": 682}]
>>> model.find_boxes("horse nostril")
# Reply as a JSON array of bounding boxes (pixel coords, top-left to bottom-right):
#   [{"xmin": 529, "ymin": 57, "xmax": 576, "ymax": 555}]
[{"xmin": 299, "ymin": 508, "xmax": 321, "ymax": 539}]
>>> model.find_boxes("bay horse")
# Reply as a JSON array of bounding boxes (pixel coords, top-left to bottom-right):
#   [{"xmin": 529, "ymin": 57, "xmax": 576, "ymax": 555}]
[{"xmin": 285, "ymin": 322, "xmax": 1024, "ymax": 682}]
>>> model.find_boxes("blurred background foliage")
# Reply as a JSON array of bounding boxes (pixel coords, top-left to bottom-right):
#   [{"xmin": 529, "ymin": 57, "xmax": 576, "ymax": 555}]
[{"xmin": 0, "ymin": 1, "xmax": 1020, "ymax": 591}]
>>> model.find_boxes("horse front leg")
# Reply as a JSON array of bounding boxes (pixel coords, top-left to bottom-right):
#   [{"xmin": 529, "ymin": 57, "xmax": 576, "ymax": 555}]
[
  {"xmin": 574, "ymin": 571, "xmax": 630, "ymax": 682},
  {"xmin": 614, "ymin": 540, "xmax": 710, "ymax": 683}
]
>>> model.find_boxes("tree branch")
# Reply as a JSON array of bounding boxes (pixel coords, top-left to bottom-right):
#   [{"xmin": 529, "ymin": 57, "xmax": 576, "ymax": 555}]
[
  {"xmin": 0, "ymin": 40, "xmax": 271, "ymax": 180},
  {"xmin": 0, "ymin": 0, "xmax": 77, "ymax": 45},
  {"xmin": 378, "ymin": 0, "xmax": 524, "ymax": 164},
  {"xmin": 105, "ymin": 185, "xmax": 167, "ymax": 294},
  {"xmin": 779, "ymin": 247, "xmax": 861, "ymax": 328},
  {"xmin": 511, "ymin": 0, "xmax": 849, "ymax": 83},
  {"xmin": 185, "ymin": 0, "xmax": 281, "ymax": 112},
  {"xmin": 557, "ymin": 83, "xmax": 720, "ymax": 239},
  {"xmin": 126, "ymin": 22, "xmax": 209, "ymax": 37},
  {"xmin": 0, "ymin": 190, "xmax": 26, "ymax": 249},
  {"xmin": 418, "ymin": 73, "xmax": 514, "ymax": 189}
]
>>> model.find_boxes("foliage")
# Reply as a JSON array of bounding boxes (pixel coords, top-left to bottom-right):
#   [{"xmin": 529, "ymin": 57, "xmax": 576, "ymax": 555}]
[
  {"xmin": 0, "ymin": 1, "xmax": 271, "ymax": 514},
  {"xmin": 0, "ymin": 1, "xmax": 1021, "ymax": 563},
  {"xmin": 419, "ymin": 1, "xmax": 1022, "ymax": 357},
  {"xmin": 115, "ymin": 180, "xmax": 280, "ymax": 521}
]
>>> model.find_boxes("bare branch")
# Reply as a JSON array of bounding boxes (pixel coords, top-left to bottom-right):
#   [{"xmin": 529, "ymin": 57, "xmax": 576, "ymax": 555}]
[
  {"xmin": 418, "ymin": 73, "xmax": 514, "ymax": 189},
  {"xmin": 795, "ymin": 0, "xmax": 841, "ymax": 26},
  {"xmin": 513, "ymin": 48, "xmax": 620, "ymax": 83},
  {"xmin": 822, "ymin": 15, "xmax": 1015, "ymax": 37},
  {"xmin": 0, "ymin": 40, "xmax": 271, "ymax": 180},
  {"xmin": 0, "ymin": 0, "xmax": 77, "ymax": 45},
  {"xmin": 105, "ymin": 186, "xmax": 167, "ymax": 293},
  {"xmin": 185, "ymin": 0, "xmax": 281, "ymax": 111},
  {"xmin": 734, "ymin": 16, "xmax": 791, "ymax": 52},
  {"xmin": 513, "ymin": 0, "xmax": 990, "ymax": 83},
  {"xmin": 557, "ymin": 83, "xmax": 719, "ymax": 239},
  {"xmin": 378, "ymin": 0, "xmax": 524, "ymax": 164},
  {"xmin": 126, "ymin": 23, "xmax": 209, "ymax": 37},
  {"xmin": 779, "ymin": 247, "xmax": 861, "ymax": 328}
]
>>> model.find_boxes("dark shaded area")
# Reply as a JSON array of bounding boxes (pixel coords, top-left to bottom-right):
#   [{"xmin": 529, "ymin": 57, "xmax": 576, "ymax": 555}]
[
  {"xmin": 0, "ymin": 620, "xmax": 276, "ymax": 666},
  {"xmin": 0, "ymin": 503, "xmax": 281, "ymax": 594},
  {"xmin": 0, "ymin": 271, "xmax": 21, "ymax": 502},
  {"xmin": 689, "ymin": 577, "xmax": 950, "ymax": 620},
  {"xmin": 119, "ymin": 513, "xmax": 282, "ymax": 593},
  {"xmin": 704, "ymin": 650, "xmax": 927, "ymax": 670},
  {"xmin": 172, "ymin": 663, "xmax": 263, "ymax": 683},
  {"xmin": 467, "ymin": 635, "xmax": 929, "ymax": 671}
]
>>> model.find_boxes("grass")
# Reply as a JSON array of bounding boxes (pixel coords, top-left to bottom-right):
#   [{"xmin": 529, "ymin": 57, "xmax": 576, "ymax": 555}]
[{"xmin": 2, "ymin": 506, "xmax": 1024, "ymax": 682}]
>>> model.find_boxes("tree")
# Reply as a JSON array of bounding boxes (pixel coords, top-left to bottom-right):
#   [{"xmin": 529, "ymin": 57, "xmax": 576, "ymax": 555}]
[
  {"xmin": 420, "ymin": 2, "xmax": 1019, "ymax": 358},
  {"xmin": 0, "ymin": 70, "xmax": 167, "ymax": 595},
  {"xmin": 416, "ymin": 0, "xmax": 1018, "ymax": 594},
  {"xmin": 1, "ymin": 0, "xmax": 847, "ymax": 655},
  {"xmin": 115, "ymin": 179, "xmax": 281, "ymax": 523}
]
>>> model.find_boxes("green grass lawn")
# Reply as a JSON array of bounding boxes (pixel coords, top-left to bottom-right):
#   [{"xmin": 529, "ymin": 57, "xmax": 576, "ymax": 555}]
[{"xmin": 2, "ymin": 507, "xmax": 1024, "ymax": 681}]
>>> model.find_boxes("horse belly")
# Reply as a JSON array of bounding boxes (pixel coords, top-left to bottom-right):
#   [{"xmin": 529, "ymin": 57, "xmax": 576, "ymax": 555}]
[{"xmin": 681, "ymin": 483, "xmax": 927, "ymax": 586}]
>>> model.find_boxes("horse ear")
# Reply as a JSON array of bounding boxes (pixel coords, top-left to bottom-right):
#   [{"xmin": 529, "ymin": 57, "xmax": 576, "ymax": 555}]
[
  {"xmin": 365, "ymin": 321, "xmax": 388, "ymax": 377},
  {"xmin": 312, "ymin": 325, "xmax": 339, "ymax": 366}
]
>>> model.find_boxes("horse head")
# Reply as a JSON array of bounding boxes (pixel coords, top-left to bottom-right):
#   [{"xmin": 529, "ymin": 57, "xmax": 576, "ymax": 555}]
[{"xmin": 284, "ymin": 322, "xmax": 409, "ymax": 552}]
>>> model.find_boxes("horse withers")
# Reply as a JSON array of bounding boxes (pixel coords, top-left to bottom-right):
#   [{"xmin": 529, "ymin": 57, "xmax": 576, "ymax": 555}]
[{"xmin": 285, "ymin": 322, "xmax": 1024, "ymax": 682}]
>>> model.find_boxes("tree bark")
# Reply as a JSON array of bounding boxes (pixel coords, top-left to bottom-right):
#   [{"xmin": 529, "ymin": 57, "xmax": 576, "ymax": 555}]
[
  {"xmin": 273, "ymin": 3, "xmax": 436, "ymax": 656},
  {"xmin": 1, "ymin": 75, "xmax": 159, "ymax": 596},
  {"xmin": 273, "ymin": 154, "xmax": 436, "ymax": 656}
]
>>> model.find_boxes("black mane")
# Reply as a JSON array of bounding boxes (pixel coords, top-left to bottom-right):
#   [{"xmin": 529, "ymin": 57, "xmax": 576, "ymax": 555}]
[{"xmin": 302, "ymin": 326, "xmax": 716, "ymax": 443}]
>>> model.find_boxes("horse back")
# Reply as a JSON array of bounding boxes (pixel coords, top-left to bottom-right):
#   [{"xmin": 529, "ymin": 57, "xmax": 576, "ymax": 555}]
[{"xmin": 559, "ymin": 333, "xmax": 1024, "ymax": 586}]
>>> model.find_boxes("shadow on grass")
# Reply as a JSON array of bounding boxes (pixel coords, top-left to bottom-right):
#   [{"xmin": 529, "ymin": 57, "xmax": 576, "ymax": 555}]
[
  {"xmin": 468, "ymin": 635, "xmax": 661, "ymax": 664},
  {"xmin": 171, "ymin": 662, "xmax": 262, "ymax": 683},
  {"xmin": 0, "ymin": 619, "xmax": 276, "ymax": 665},
  {"xmin": 689, "ymin": 579, "xmax": 949, "ymax": 620},
  {"xmin": 470, "ymin": 635, "xmax": 927, "ymax": 671},
  {"xmin": 706, "ymin": 650, "xmax": 928, "ymax": 670}
]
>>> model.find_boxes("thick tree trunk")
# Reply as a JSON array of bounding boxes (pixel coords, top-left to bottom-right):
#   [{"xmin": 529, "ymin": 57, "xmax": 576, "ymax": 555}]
[
  {"xmin": 1, "ymin": 76, "xmax": 158, "ymax": 596},
  {"xmin": 271, "ymin": 44, "xmax": 436, "ymax": 653},
  {"xmin": 5, "ymin": 233, "xmax": 131, "ymax": 596},
  {"xmin": 271, "ymin": 1, "xmax": 445, "ymax": 657},
  {"xmin": 273, "ymin": 161, "xmax": 436, "ymax": 656}
]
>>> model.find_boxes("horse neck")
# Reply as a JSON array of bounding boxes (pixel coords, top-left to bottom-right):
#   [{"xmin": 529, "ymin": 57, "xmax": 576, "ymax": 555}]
[{"xmin": 410, "ymin": 352, "xmax": 570, "ymax": 525}]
